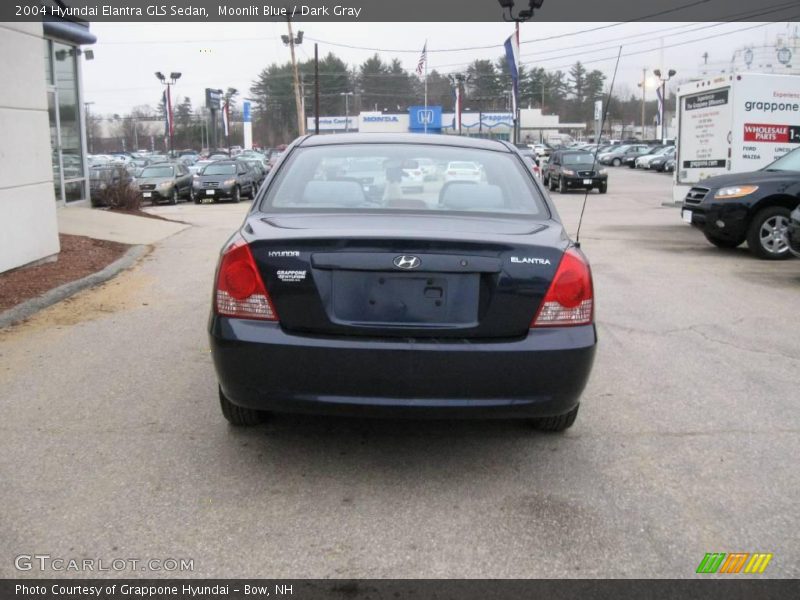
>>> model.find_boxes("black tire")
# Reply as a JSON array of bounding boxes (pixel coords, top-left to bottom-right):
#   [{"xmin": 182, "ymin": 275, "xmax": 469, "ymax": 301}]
[
  {"xmin": 746, "ymin": 206, "xmax": 793, "ymax": 260},
  {"xmin": 219, "ymin": 386, "xmax": 267, "ymax": 426},
  {"xmin": 559, "ymin": 177, "xmax": 567, "ymax": 194},
  {"xmin": 543, "ymin": 174, "xmax": 549, "ymax": 186},
  {"xmin": 232, "ymin": 186, "xmax": 241, "ymax": 203},
  {"xmin": 548, "ymin": 176, "xmax": 556, "ymax": 191},
  {"xmin": 612, "ymin": 158, "xmax": 622, "ymax": 167},
  {"xmin": 599, "ymin": 182, "xmax": 607, "ymax": 194},
  {"xmin": 704, "ymin": 233, "xmax": 743, "ymax": 249},
  {"xmin": 169, "ymin": 188, "xmax": 178, "ymax": 205},
  {"xmin": 530, "ymin": 404, "xmax": 579, "ymax": 432},
  {"xmin": 628, "ymin": 161, "xmax": 636, "ymax": 169}
]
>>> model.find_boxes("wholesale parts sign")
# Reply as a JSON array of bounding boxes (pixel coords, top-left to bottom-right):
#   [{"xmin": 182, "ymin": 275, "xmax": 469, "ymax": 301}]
[{"xmin": 743, "ymin": 123, "xmax": 800, "ymax": 144}]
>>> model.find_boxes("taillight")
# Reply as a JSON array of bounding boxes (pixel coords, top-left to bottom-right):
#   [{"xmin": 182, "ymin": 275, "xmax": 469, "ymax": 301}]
[
  {"xmin": 215, "ymin": 238, "xmax": 278, "ymax": 321},
  {"xmin": 531, "ymin": 248, "xmax": 593, "ymax": 327}
]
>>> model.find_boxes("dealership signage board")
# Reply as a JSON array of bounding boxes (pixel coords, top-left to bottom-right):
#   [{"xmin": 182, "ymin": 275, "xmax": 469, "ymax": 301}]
[
  {"xmin": 359, "ymin": 112, "xmax": 409, "ymax": 133},
  {"xmin": 305, "ymin": 116, "xmax": 358, "ymax": 131},
  {"xmin": 408, "ymin": 106, "xmax": 443, "ymax": 131},
  {"xmin": 673, "ymin": 73, "xmax": 800, "ymax": 202}
]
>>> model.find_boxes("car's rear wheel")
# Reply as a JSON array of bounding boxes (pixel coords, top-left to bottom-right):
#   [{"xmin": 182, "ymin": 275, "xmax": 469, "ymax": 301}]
[
  {"xmin": 219, "ymin": 386, "xmax": 268, "ymax": 426},
  {"xmin": 704, "ymin": 233, "xmax": 743, "ymax": 249},
  {"xmin": 530, "ymin": 404, "xmax": 579, "ymax": 432},
  {"xmin": 746, "ymin": 207, "xmax": 793, "ymax": 260}
]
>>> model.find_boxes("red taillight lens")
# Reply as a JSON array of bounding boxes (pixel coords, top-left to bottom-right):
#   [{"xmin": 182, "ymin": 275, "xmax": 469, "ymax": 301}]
[
  {"xmin": 532, "ymin": 248, "xmax": 593, "ymax": 328},
  {"xmin": 215, "ymin": 239, "xmax": 278, "ymax": 321}
]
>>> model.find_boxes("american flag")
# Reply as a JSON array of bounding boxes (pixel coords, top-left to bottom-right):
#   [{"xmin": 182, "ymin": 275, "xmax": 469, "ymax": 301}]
[{"xmin": 416, "ymin": 42, "xmax": 427, "ymax": 77}]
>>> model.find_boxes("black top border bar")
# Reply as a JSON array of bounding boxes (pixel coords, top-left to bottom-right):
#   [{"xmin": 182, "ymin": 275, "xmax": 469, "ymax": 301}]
[{"xmin": 4, "ymin": 0, "xmax": 800, "ymax": 22}]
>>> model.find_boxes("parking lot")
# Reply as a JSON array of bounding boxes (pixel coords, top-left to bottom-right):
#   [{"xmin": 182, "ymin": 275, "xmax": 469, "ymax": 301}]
[{"xmin": 1, "ymin": 167, "xmax": 797, "ymax": 578}]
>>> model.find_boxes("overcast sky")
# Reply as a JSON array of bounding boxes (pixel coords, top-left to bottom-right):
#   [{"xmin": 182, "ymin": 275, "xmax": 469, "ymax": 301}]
[{"xmin": 83, "ymin": 21, "xmax": 798, "ymax": 115}]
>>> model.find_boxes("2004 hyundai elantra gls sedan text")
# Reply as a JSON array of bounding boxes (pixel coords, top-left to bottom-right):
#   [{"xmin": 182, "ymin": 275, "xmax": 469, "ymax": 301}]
[{"xmin": 209, "ymin": 134, "xmax": 597, "ymax": 432}]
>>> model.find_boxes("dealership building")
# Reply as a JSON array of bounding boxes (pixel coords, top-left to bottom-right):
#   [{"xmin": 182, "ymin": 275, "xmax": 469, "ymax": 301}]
[
  {"xmin": 307, "ymin": 107, "xmax": 585, "ymax": 141},
  {"xmin": 0, "ymin": 17, "xmax": 95, "ymax": 273}
]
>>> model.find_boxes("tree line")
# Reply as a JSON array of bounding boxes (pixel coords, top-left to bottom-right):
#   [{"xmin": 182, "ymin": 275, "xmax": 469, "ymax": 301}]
[{"xmin": 92, "ymin": 51, "xmax": 671, "ymax": 151}]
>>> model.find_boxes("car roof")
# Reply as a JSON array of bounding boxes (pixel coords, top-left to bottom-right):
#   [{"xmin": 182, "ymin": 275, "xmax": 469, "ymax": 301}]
[{"xmin": 297, "ymin": 133, "xmax": 513, "ymax": 152}]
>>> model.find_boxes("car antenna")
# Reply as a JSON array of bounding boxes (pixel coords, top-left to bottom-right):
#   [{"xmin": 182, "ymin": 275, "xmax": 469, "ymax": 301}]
[{"xmin": 575, "ymin": 46, "xmax": 623, "ymax": 248}]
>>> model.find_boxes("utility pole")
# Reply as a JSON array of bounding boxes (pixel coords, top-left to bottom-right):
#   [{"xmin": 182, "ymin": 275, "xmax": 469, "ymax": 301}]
[
  {"xmin": 283, "ymin": 20, "xmax": 305, "ymax": 136},
  {"xmin": 314, "ymin": 43, "xmax": 320, "ymax": 135}
]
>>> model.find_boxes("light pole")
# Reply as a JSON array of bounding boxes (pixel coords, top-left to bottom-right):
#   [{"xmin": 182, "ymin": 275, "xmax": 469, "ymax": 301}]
[
  {"xmin": 653, "ymin": 68, "xmax": 676, "ymax": 144},
  {"xmin": 339, "ymin": 92, "xmax": 354, "ymax": 132},
  {"xmin": 497, "ymin": 0, "xmax": 545, "ymax": 23},
  {"xmin": 155, "ymin": 71, "xmax": 181, "ymax": 156},
  {"xmin": 282, "ymin": 24, "xmax": 304, "ymax": 136}
]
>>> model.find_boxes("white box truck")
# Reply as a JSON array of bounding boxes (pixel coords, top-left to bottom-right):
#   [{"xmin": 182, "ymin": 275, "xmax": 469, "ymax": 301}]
[{"xmin": 673, "ymin": 73, "xmax": 800, "ymax": 203}]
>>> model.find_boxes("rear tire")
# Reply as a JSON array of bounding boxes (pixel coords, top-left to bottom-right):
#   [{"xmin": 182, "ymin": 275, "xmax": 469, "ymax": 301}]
[
  {"xmin": 219, "ymin": 386, "xmax": 267, "ymax": 426},
  {"xmin": 704, "ymin": 233, "xmax": 743, "ymax": 249},
  {"xmin": 746, "ymin": 206, "xmax": 793, "ymax": 260},
  {"xmin": 530, "ymin": 404, "xmax": 579, "ymax": 432}
]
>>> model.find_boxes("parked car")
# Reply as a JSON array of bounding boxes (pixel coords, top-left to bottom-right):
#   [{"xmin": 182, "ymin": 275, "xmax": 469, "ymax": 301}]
[
  {"xmin": 632, "ymin": 146, "xmax": 667, "ymax": 169},
  {"xmin": 444, "ymin": 161, "xmax": 483, "ymax": 183},
  {"xmin": 599, "ymin": 144, "xmax": 650, "ymax": 167},
  {"xmin": 89, "ymin": 165, "xmax": 134, "ymax": 207},
  {"xmin": 522, "ymin": 156, "xmax": 542, "ymax": 180},
  {"xmin": 136, "ymin": 162, "xmax": 193, "ymax": 204},
  {"xmin": 189, "ymin": 159, "xmax": 215, "ymax": 175},
  {"xmin": 209, "ymin": 133, "xmax": 596, "ymax": 430},
  {"xmin": 192, "ymin": 160, "xmax": 256, "ymax": 203},
  {"xmin": 545, "ymin": 150, "xmax": 608, "ymax": 194},
  {"xmin": 788, "ymin": 205, "xmax": 800, "ymax": 258},
  {"xmin": 341, "ymin": 157, "xmax": 387, "ymax": 200},
  {"xmin": 238, "ymin": 159, "xmax": 268, "ymax": 191},
  {"xmin": 647, "ymin": 147, "xmax": 676, "ymax": 172},
  {"xmin": 681, "ymin": 146, "xmax": 800, "ymax": 259}
]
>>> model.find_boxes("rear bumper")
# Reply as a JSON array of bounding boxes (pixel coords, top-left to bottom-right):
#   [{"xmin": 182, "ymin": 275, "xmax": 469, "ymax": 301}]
[{"xmin": 209, "ymin": 318, "xmax": 597, "ymax": 419}]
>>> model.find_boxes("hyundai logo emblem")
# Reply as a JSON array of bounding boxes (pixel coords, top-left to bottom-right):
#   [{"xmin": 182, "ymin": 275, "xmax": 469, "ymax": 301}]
[{"xmin": 393, "ymin": 255, "xmax": 421, "ymax": 269}]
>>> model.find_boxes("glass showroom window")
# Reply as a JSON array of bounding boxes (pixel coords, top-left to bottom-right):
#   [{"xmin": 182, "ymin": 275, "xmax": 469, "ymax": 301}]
[{"xmin": 53, "ymin": 41, "xmax": 86, "ymax": 202}]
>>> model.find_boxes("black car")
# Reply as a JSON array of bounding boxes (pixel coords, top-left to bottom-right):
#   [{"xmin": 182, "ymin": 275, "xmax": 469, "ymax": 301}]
[
  {"xmin": 648, "ymin": 147, "xmax": 676, "ymax": 172},
  {"xmin": 209, "ymin": 134, "xmax": 596, "ymax": 430},
  {"xmin": 681, "ymin": 147, "xmax": 800, "ymax": 259},
  {"xmin": 545, "ymin": 150, "xmax": 608, "ymax": 194},
  {"xmin": 788, "ymin": 205, "xmax": 800, "ymax": 258},
  {"xmin": 238, "ymin": 158, "xmax": 268, "ymax": 190},
  {"xmin": 192, "ymin": 160, "xmax": 257, "ymax": 203}
]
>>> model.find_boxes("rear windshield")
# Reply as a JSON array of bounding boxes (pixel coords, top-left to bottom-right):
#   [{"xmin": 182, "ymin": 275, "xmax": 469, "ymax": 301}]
[
  {"xmin": 260, "ymin": 144, "xmax": 547, "ymax": 217},
  {"xmin": 140, "ymin": 166, "xmax": 174, "ymax": 178},
  {"xmin": 202, "ymin": 163, "xmax": 236, "ymax": 175}
]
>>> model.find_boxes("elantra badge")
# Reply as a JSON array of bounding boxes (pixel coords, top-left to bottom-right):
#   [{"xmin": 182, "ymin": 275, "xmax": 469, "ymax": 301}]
[{"xmin": 393, "ymin": 255, "xmax": 421, "ymax": 269}]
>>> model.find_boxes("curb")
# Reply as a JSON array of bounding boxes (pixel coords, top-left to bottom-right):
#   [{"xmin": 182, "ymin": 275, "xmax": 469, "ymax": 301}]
[{"xmin": 0, "ymin": 245, "xmax": 150, "ymax": 330}]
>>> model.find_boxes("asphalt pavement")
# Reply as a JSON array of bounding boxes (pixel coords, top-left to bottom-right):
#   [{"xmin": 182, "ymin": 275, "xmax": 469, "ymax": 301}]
[{"xmin": 1, "ymin": 168, "xmax": 798, "ymax": 578}]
